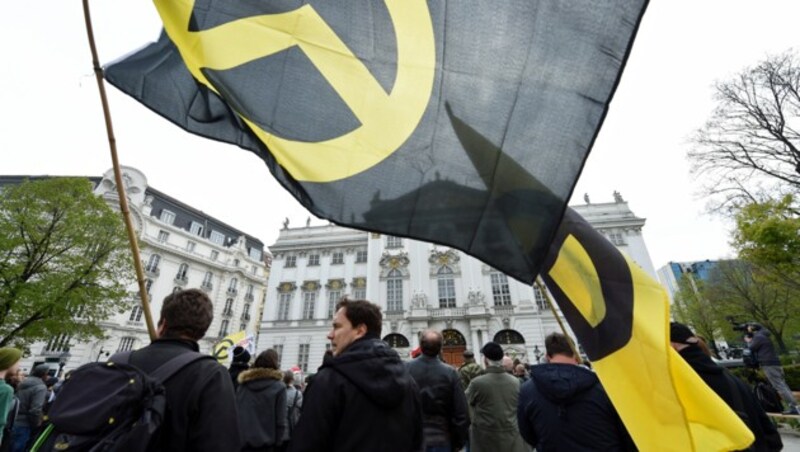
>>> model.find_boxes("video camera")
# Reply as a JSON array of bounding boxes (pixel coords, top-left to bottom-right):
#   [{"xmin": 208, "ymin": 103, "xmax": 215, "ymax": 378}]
[{"xmin": 726, "ymin": 316, "xmax": 762, "ymax": 333}]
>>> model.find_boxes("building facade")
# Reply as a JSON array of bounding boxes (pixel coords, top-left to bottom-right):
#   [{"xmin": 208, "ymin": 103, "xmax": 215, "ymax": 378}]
[
  {"xmin": 656, "ymin": 260, "xmax": 719, "ymax": 303},
  {"xmin": 258, "ymin": 194, "xmax": 656, "ymax": 372},
  {"xmin": 12, "ymin": 167, "xmax": 271, "ymax": 374}
]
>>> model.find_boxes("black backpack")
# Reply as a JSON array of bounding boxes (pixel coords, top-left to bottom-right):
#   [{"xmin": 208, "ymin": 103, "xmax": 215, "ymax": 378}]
[
  {"xmin": 30, "ymin": 351, "xmax": 211, "ymax": 452},
  {"xmin": 753, "ymin": 380, "xmax": 784, "ymax": 413}
]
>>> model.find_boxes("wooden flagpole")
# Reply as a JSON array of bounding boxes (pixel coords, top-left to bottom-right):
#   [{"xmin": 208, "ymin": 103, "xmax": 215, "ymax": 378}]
[
  {"xmin": 82, "ymin": 0, "xmax": 157, "ymax": 341},
  {"xmin": 534, "ymin": 277, "xmax": 583, "ymax": 364}
]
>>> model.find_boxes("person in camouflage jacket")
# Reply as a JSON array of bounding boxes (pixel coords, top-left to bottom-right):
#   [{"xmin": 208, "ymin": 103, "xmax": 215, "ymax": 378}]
[{"xmin": 459, "ymin": 350, "xmax": 483, "ymax": 390}]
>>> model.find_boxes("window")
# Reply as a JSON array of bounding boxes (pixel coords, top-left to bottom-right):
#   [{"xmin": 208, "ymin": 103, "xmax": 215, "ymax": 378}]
[
  {"xmin": 228, "ymin": 278, "xmax": 238, "ymax": 292},
  {"xmin": 437, "ymin": 266, "xmax": 456, "ymax": 308},
  {"xmin": 308, "ymin": 254, "xmax": 320, "ymax": 266},
  {"xmin": 302, "ymin": 292, "xmax": 317, "ymax": 320},
  {"xmin": 245, "ymin": 284, "xmax": 255, "ymax": 300},
  {"xmin": 210, "ymin": 250, "xmax": 219, "ymax": 261},
  {"xmin": 278, "ymin": 292, "xmax": 292, "ymax": 321},
  {"xmin": 45, "ymin": 334, "xmax": 71, "ymax": 353},
  {"xmin": 491, "ymin": 272, "xmax": 512, "ymax": 306},
  {"xmin": 242, "ymin": 303, "xmax": 251, "ymax": 321},
  {"xmin": 331, "ymin": 252, "xmax": 344, "ymax": 265},
  {"xmin": 117, "ymin": 337, "xmax": 136, "ymax": 352},
  {"xmin": 202, "ymin": 272, "xmax": 213, "ymax": 288},
  {"xmin": 386, "ymin": 236, "xmax": 402, "ymax": 248},
  {"xmin": 356, "ymin": 250, "xmax": 368, "ymax": 263},
  {"xmin": 353, "ymin": 287, "xmax": 366, "ymax": 300},
  {"xmin": 274, "ymin": 344, "xmax": 284, "ymax": 367},
  {"xmin": 534, "ymin": 286, "xmax": 547, "ymax": 311},
  {"xmin": 218, "ymin": 319, "xmax": 229, "ymax": 337},
  {"xmin": 157, "ymin": 230, "xmax": 169, "ymax": 243},
  {"xmin": 139, "ymin": 279, "xmax": 153, "ymax": 298},
  {"xmin": 186, "ymin": 241, "xmax": 196, "ymax": 252},
  {"xmin": 233, "ymin": 259, "xmax": 240, "ymax": 267},
  {"xmin": 251, "ymin": 265, "xmax": 258, "ymax": 276},
  {"xmin": 176, "ymin": 263, "xmax": 189, "ymax": 280},
  {"xmin": 328, "ymin": 290, "xmax": 341, "ymax": 318},
  {"xmin": 160, "ymin": 209, "xmax": 176, "ymax": 225},
  {"xmin": 145, "ymin": 254, "xmax": 161, "ymax": 272},
  {"xmin": 610, "ymin": 232, "xmax": 625, "ymax": 246},
  {"xmin": 386, "ymin": 269, "xmax": 403, "ymax": 313},
  {"xmin": 210, "ymin": 230, "xmax": 225, "ymax": 245},
  {"xmin": 189, "ymin": 221, "xmax": 204, "ymax": 236},
  {"xmin": 298, "ymin": 344, "xmax": 310, "ymax": 373},
  {"xmin": 223, "ymin": 298, "xmax": 234, "ymax": 315},
  {"xmin": 239, "ymin": 323, "xmax": 247, "ymax": 331},
  {"xmin": 249, "ymin": 248, "xmax": 262, "ymax": 261},
  {"xmin": 129, "ymin": 305, "xmax": 144, "ymax": 322},
  {"xmin": 285, "ymin": 255, "xmax": 297, "ymax": 268}
]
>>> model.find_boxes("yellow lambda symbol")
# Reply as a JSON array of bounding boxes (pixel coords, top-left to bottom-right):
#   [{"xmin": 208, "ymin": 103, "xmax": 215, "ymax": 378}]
[{"xmin": 155, "ymin": 0, "xmax": 436, "ymax": 182}]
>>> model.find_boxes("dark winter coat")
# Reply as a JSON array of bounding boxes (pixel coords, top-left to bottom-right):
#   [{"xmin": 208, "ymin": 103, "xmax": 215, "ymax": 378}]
[
  {"xmin": 128, "ymin": 338, "xmax": 241, "ymax": 452},
  {"xmin": 517, "ymin": 363, "xmax": 636, "ymax": 452},
  {"xmin": 14, "ymin": 376, "xmax": 46, "ymax": 427},
  {"xmin": 229, "ymin": 361, "xmax": 250, "ymax": 390},
  {"xmin": 679, "ymin": 345, "xmax": 782, "ymax": 451},
  {"xmin": 749, "ymin": 330, "xmax": 781, "ymax": 367},
  {"xmin": 288, "ymin": 335, "xmax": 423, "ymax": 452},
  {"xmin": 236, "ymin": 367, "xmax": 287, "ymax": 451},
  {"xmin": 406, "ymin": 354, "xmax": 470, "ymax": 449}
]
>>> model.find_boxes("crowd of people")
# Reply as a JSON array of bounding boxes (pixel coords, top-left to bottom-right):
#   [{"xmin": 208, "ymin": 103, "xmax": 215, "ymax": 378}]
[{"xmin": 0, "ymin": 289, "xmax": 792, "ymax": 451}]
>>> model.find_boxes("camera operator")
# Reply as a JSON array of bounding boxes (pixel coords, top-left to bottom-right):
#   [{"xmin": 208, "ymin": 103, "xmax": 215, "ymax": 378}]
[{"xmin": 745, "ymin": 324, "xmax": 799, "ymax": 415}]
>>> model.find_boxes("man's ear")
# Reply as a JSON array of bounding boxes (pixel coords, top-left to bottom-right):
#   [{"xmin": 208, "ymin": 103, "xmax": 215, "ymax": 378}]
[
  {"xmin": 354, "ymin": 323, "xmax": 368, "ymax": 339},
  {"xmin": 157, "ymin": 319, "xmax": 166, "ymax": 338}
]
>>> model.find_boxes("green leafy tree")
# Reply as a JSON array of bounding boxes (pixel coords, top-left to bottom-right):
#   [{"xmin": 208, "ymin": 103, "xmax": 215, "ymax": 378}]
[
  {"xmin": 672, "ymin": 275, "xmax": 725, "ymax": 356},
  {"xmin": 688, "ymin": 51, "xmax": 800, "ymax": 213},
  {"xmin": 703, "ymin": 260, "xmax": 800, "ymax": 353},
  {"xmin": 0, "ymin": 178, "xmax": 133, "ymax": 347}
]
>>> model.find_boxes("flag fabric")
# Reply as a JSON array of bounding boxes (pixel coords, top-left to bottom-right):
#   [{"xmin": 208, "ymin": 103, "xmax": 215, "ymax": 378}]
[
  {"xmin": 541, "ymin": 208, "xmax": 754, "ymax": 451},
  {"xmin": 105, "ymin": 1, "xmax": 754, "ymax": 449},
  {"xmin": 105, "ymin": 0, "xmax": 647, "ymax": 285},
  {"xmin": 212, "ymin": 330, "xmax": 248, "ymax": 363}
]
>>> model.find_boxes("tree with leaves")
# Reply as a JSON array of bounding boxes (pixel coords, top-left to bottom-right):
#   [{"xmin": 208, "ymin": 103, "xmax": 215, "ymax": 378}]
[
  {"xmin": 672, "ymin": 275, "xmax": 725, "ymax": 357},
  {"xmin": 703, "ymin": 260, "xmax": 800, "ymax": 354},
  {"xmin": 0, "ymin": 178, "xmax": 133, "ymax": 347},
  {"xmin": 689, "ymin": 50, "xmax": 800, "ymax": 213}
]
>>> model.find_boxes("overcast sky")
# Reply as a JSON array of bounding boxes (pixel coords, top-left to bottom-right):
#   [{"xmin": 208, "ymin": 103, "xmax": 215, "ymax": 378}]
[{"xmin": 1, "ymin": 1, "xmax": 797, "ymax": 271}]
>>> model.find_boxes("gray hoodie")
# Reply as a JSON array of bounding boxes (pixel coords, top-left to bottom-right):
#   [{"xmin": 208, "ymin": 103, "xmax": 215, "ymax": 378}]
[{"xmin": 15, "ymin": 376, "xmax": 46, "ymax": 427}]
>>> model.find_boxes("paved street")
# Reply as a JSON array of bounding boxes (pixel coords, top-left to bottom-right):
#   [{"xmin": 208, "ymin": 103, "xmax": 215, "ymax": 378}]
[{"xmin": 781, "ymin": 430, "xmax": 800, "ymax": 451}]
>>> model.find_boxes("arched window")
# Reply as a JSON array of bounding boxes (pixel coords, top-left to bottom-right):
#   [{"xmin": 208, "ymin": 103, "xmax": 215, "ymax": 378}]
[
  {"xmin": 437, "ymin": 266, "xmax": 456, "ymax": 308},
  {"xmin": 494, "ymin": 329, "xmax": 526, "ymax": 345},
  {"xmin": 386, "ymin": 269, "xmax": 403, "ymax": 313},
  {"xmin": 145, "ymin": 254, "xmax": 161, "ymax": 272},
  {"xmin": 383, "ymin": 334, "xmax": 410, "ymax": 348}
]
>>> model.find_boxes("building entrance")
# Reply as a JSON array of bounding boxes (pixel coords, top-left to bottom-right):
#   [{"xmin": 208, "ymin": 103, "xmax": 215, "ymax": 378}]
[{"xmin": 441, "ymin": 329, "xmax": 467, "ymax": 367}]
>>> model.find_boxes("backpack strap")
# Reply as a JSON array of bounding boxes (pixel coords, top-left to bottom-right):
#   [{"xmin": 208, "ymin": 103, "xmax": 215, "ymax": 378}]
[{"xmin": 150, "ymin": 351, "xmax": 214, "ymax": 384}]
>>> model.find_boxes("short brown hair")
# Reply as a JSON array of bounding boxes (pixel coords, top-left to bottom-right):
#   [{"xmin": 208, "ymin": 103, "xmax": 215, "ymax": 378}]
[
  {"xmin": 254, "ymin": 349, "xmax": 280, "ymax": 370},
  {"xmin": 159, "ymin": 289, "xmax": 213, "ymax": 340},
  {"xmin": 545, "ymin": 332, "xmax": 575, "ymax": 358},
  {"xmin": 335, "ymin": 299, "xmax": 382, "ymax": 336}
]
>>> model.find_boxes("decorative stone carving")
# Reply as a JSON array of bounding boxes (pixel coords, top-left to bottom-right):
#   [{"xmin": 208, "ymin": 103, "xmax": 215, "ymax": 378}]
[
  {"xmin": 326, "ymin": 279, "xmax": 345, "ymax": 290},
  {"xmin": 411, "ymin": 292, "xmax": 428, "ymax": 309},
  {"xmin": 613, "ymin": 190, "xmax": 624, "ymax": 203},
  {"xmin": 301, "ymin": 280, "xmax": 320, "ymax": 292},
  {"xmin": 282, "ymin": 217, "xmax": 289, "ymax": 229},
  {"xmin": 467, "ymin": 289, "xmax": 486, "ymax": 306},
  {"xmin": 428, "ymin": 249, "xmax": 461, "ymax": 276},
  {"xmin": 379, "ymin": 251, "xmax": 410, "ymax": 278},
  {"xmin": 351, "ymin": 277, "xmax": 367, "ymax": 289},
  {"xmin": 277, "ymin": 282, "xmax": 297, "ymax": 293}
]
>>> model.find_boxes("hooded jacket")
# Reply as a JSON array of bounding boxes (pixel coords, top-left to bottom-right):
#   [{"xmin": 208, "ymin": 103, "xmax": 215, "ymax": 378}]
[
  {"xmin": 517, "ymin": 363, "xmax": 635, "ymax": 452},
  {"xmin": 679, "ymin": 345, "xmax": 782, "ymax": 451},
  {"xmin": 14, "ymin": 376, "xmax": 46, "ymax": 427},
  {"xmin": 236, "ymin": 367, "xmax": 287, "ymax": 450},
  {"xmin": 288, "ymin": 336, "xmax": 423, "ymax": 452},
  {"xmin": 749, "ymin": 330, "xmax": 781, "ymax": 367}
]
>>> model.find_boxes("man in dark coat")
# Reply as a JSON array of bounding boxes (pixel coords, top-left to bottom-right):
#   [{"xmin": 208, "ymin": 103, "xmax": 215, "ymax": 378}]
[
  {"xmin": 229, "ymin": 346, "xmax": 251, "ymax": 390},
  {"xmin": 236, "ymin": 349, "xmax": 287, "ymax": 452},
  {"xmin": 517, "ymin": 333, "xmax": 635, "ymax": 452},
  {"xmin": 406, "ymin": 329, "xmax": 469, "ymax": 451},
  {"xmin": 289, "ymin": 299, "xmax": 423, "ymax": 452},
  {"xmin": 672, "ymin": 322, "xmax": 782, "ymax": 451},
  {"xmin": 128, "ymin": 289, "xmax": 240, "ymax": 451},
  {"xmin": 747, "ymin": 325, "xmax": 799, "ymax": 414}
]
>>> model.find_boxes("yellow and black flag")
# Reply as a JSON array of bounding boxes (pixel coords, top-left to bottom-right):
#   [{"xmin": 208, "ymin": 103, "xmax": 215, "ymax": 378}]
[
  {"xmin": 105, "ymin": 0, "xmax": 646, "ymax": 285},
  {"xmin": 105, "ymin": 0, "xmax": 752, "ymax": 449}
]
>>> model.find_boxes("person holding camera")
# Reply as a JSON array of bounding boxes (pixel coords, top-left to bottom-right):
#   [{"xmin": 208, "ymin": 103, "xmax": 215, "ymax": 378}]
[{"xmin": 746, "ymin": 325, "xmax": 799, "ymax": 415}]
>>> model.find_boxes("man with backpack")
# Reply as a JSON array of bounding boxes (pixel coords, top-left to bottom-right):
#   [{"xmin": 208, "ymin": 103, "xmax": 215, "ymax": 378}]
[
  {"xmin": 36, "ymin": 289, "xmax": 241, "ymax": 451},
  {"xmin": 747, "ymin": 324, "xmax": 800, "ymax": 415}
]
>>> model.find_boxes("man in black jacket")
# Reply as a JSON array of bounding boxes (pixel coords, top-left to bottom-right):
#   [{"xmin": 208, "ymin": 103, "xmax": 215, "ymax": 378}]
[
  {"xmin": 406, "ymin": 329, "xmax": 469, "ymax": 451},
  {"xmin": 289, "ymin": 299, "xmax": 423, "ymax": 452},
  {"xmin": 517, "ymin": 333, "xmax": 635, "ymax": 452},
  {"xmin": 672, "ymin": 322, "xmax": 782, "ymax": 451},
  {"xmin": 747, "ymin": 325, "xmax": 799, "ymax": 415},
  {"xmin": 128, "ymin": 289, "xmax": 241, "ymax": 451}
]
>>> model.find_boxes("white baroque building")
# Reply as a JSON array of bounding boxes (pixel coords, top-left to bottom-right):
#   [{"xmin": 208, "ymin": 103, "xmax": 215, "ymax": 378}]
[
  {"xmin": 258, "ymin": 194, "xmax": 656, "ymax": 372},
  {"xmin": 12, "ymin": 167, "xmax": 271, "ymax": 374}
]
